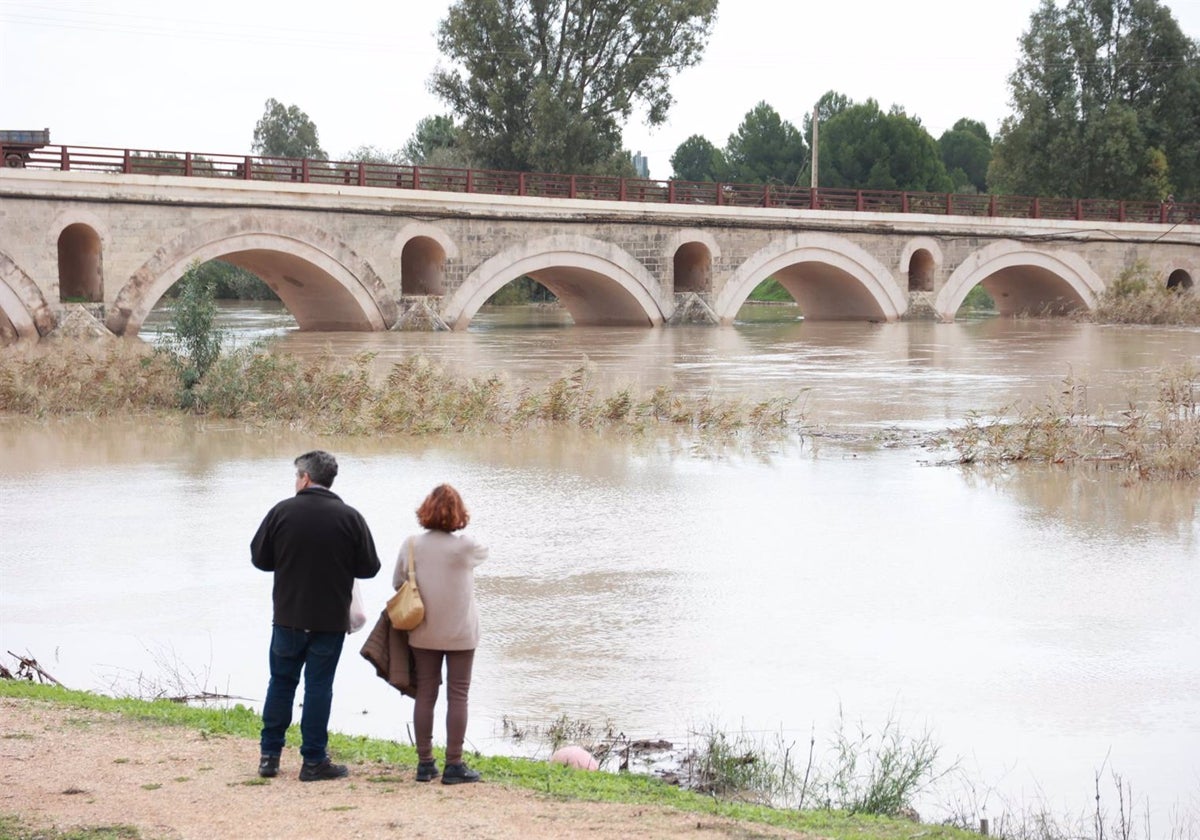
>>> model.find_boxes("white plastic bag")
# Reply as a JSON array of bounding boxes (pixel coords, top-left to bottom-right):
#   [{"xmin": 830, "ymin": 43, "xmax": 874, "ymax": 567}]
[{"xmin": 348, "ymin": 581, "xmax": 367, "ymax": 633}]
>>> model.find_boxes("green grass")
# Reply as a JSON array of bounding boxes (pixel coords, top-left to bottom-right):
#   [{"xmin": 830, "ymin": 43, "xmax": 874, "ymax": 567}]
[
  {"xmin": 0, "ymin": 681, "xmax": 975, "ymax": 840},
  {"xmin": 0, "ymin": 814, "xmax": 142, "ymax": 839}
]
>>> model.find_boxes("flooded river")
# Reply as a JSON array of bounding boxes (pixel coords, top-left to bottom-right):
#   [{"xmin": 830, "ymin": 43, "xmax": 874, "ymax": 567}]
[{"xmin": 3, "ymin": 302, "xmax": 1198, "ymax": 828}]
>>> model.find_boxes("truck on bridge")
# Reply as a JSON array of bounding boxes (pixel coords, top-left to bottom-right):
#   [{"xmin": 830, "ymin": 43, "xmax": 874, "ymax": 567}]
[{"xmin": 1, "ymin": 129, "xmax": 50, "ymax": 167}]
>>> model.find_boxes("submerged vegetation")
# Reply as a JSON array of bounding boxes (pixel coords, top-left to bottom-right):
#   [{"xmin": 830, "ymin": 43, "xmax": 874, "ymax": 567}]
[
  {"xmin": 0, "ymin": 341, "xmax": 799, "ymax": 440},
  {"xmin": 1086, "ymin": 262, "xmax": 1200, "ymax": 326},
  {"xmin": 942, "ymin": 365, "xmax": 1200, "ymax": 480}
]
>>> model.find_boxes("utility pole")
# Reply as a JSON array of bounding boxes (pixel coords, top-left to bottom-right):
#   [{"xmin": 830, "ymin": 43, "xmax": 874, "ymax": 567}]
[{"xmin": 811, "ymin": 105, "xmax": 819, "ymax": 190}]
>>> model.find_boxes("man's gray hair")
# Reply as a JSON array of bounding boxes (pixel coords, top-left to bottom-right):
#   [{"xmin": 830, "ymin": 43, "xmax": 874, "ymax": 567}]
[{"xmin": 294, "ymin": 450, "xmax": 338, "ymax": 488}]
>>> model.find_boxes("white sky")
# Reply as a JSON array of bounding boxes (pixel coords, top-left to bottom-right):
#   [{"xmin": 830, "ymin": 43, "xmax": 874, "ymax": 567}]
[{"xmin": 4, "ymin": 0, "xmax": 1199, "ymax": 180}]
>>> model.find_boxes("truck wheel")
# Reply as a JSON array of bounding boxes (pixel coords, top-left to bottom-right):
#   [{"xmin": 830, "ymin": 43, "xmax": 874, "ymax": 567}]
[{"xmin": 4, "ymin": 153, "xmax": 25, "ymax": 168}]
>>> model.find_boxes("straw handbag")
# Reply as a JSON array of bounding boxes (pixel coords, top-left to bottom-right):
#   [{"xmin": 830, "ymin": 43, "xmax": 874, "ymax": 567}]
[{"xmin": 386, "ymin": 540, "xmax": 425, "ymax": 631}]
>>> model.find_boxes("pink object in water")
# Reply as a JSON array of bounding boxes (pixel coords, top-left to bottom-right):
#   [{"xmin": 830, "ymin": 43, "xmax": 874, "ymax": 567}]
[{"xmin": 549, "ymin": 745, "xmax": 599, "ymax": 770}]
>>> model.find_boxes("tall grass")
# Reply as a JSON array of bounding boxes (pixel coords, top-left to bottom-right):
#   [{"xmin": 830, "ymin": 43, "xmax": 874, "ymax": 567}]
[
  {"xmin": 1087, "ymin": 262, "xmax": 1200, "ymax": 326},
  {"xmin": 945, "ymin": 366, "xmax": 1200, "ymax": 480},
  {"xmin": 0, "ymin": 341, "xmax": 801, "ymax": 441}
]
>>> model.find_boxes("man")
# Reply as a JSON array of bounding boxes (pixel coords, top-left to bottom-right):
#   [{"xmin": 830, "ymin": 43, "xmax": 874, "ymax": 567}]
[{"xmin": 251, "ymin": 450, "xmax": 381, "ymax": 781}]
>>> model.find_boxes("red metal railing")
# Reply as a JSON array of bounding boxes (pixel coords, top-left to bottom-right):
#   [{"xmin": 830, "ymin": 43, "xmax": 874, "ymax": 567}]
[{"xmin": 3, "ymin": 142, "xmax": 1197, "ymax": 225}]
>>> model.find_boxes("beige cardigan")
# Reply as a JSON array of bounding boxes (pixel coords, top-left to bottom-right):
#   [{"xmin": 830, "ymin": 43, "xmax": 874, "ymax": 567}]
[{"xmin": 393, "ymin": 531, "xmax": 488, "ymax": 651}]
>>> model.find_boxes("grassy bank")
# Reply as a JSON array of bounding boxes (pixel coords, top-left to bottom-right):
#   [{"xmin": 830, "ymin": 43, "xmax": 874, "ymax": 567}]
[{"xmin": 0, "ymin": 681, "xmax": 972, "ymax": 840}]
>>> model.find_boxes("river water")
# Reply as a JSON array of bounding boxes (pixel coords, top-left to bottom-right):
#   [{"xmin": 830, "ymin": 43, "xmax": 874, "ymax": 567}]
[{"xmin": 3, "ymin": 301, "xmax": 1198, "ymax": 829}]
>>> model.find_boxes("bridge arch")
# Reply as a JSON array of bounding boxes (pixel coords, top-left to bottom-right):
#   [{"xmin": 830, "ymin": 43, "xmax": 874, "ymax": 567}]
[
  {"xmin": 900, "ymin": 237, "xmax": 944, "ymax": 293},
  {"xmin": 0, "ymin": 251, "xmax": 56, "ymax": 343},
  {"xmin": 393, "ymin": 222, "xmax": 459, "ymax": 297},
  {"xmin": 664, "ymin": 229, "xmax": 721, "ymax": 294},
  {"xmin": 714, "ymin": 232, "xmax": 905, "ymax": 323},
  {"xmin": 935, "ymin": 241, "xmax": 1105, "ymax": 321},
  {"xmin": 107, "ymin": 216, "xmax": 397, "ymax": 336},
  {"xmin": 441, "ymin": 235, "xmax": 667, "ymax": 330},
  {"xmin": 48, "ymin": 209, "xmax": 111, "ymax": 304}
]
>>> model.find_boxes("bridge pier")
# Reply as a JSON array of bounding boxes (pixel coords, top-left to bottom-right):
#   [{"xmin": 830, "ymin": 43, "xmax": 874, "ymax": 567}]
[
  {"xmin": 901, "ymin": 291, "xmax": 939, "ymax": 321},
  {"xmin": 392, "ymin": 296, "xmax": 450, "ymax": 331},
  {"xmin": 667, "ymin": 292, "xmax": 719, "ymax": 326}
]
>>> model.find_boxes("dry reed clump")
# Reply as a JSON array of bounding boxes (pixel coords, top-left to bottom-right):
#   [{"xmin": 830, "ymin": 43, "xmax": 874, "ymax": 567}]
[
  {"xmin": 0, "ymin": 340, "xmax": 179, "ymax": 415},
  {"xmin": 946, "ymin": 365, "xmax": 1200, "ymax": 480},
  {"xmin": 1, "ymin": 341, "xmax": 802, "ymax": 440},
  {"xmin": 1089, "ymin": 285, "xmax": 1200, "ymax": 325},
  {"xmin": 1084, "ymin": 260, "xmax": 1200, "ymax": 326}
]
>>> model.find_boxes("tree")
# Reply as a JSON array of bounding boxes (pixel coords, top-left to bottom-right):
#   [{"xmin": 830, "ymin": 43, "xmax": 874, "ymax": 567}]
[
  {"xmin": 938, "ymin": 118, "xmax": 992, "ymax": 193},
  {"xmin": 430, "ymin": 0, "xmax": 718, "ymax": 174},
  {"xmin": 402, "ymin": 115, "xmax": 470, "ymax": 167},
  {"xmin": 251, "ymin": 98, "xmax": 327, "ymax": 160},
  {"xmin": 670, "ymin": 134, "xmax": 726, "ymax": 181},
  {"xmin": 723, "ymin": 102, "xmax": 807, "ymax": 185},
  {"xmin": 343, "ymin": 145, "xmax": 404, "ymax": 165},
  {"xmin": 990, "ymin": 0, "xmax": 1200, "ymax": 200},
  {"xmin": 818, "ymin": 100, "xmax": 953, "ymax": 192}
]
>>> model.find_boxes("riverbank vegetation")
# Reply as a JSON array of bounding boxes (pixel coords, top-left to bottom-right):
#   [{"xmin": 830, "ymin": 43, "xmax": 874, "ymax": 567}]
[
  {"xmin": 0, "ymin": 680, "xmax": 971, "ymax": 840},
  {"xmin": 942, "ymin": 364, "xmax": 1200, "ymax": 479}
]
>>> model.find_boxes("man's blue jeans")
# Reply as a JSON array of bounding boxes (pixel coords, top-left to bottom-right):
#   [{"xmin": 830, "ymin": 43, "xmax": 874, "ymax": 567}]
[{"xmin": 259, "ymin": 626, "xmax": 345, "ymax": 763}]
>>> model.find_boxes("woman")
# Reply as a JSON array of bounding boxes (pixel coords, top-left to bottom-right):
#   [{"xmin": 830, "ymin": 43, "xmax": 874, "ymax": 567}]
[{"xmin": 395, "ymin": 483, "xmax": 488, "ymax": 784}]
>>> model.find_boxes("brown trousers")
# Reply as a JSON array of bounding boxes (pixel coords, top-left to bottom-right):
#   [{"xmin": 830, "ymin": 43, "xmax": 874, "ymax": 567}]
[{"xmin": 411, "ymin": 647, "xmax": 475, "ymax": 764}]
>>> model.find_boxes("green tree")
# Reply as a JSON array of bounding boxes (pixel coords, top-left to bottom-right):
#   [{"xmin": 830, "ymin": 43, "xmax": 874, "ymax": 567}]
[
  {"xmin": 818, "ymin": 99, "xmax": 953, "ymax": 192},
  {"xmin": 343, "ymin": 145, "xmax": 404, "ymax": 165},
  {"xmin": 169, "ymin": 261, "xmax": 223, "ymax": 401},
  {"xmin": 251, "ymin": 98, "xmax": 327, "ymax": 160},
  {"xmin": 990, "ymin": 0, "xmax": 1200, "ymax": 200},
  {"xmin": 723, "ymin": 102, "xmax": 807, "ymax": 185},
  {"xmin": 938, "ymin": 118, "xmax": 992, "ymax": 193},
  {"xmin": 430, "ymin": 0, "xmax": 718, "ymax": 174},
  {"xmin": 670, "ymin": 134, "xmax": 726, "ymax": 181},
  {"xmin": 402, "ymin": 115, "xmax": 471, "ymax": 167}
]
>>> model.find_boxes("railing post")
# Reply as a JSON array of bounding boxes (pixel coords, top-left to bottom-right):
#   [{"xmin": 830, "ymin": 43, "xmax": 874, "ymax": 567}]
[
  {"xmin": 358, "ymin": 162, "xmax": 366, "ymax": 187},
  {"xmin": 1118, "ymin": 201, "xmax": 1125, "ymax": 222},
  {"xmin": 810, "ymin": 188, "xmax": 818, "ymax": 210},
  {"xmin": 620, "ymin": 178, "xmax": 627, "ymax": 201},
  {"xmin": 946, "ymin": 193, "xmax": 953, "ymax": 215},
  {"xmin": 989, "ymin": 194, "xmax": 996, "ymax": 217},
  {"xmin": 301, "ymin": 158, "xmax": 310, "ymax": 183},
  {"xmin": 715, "ymin": 182, "xmax": 722, "ymax": 206},
  {"xmin": 1032, "ymin": 197, "xmax": 1040, "ymax": 219},
  {"xmin": 243, "ymin": 156, "xmax": 253, "ymax": 180},
  {"xmin": 519, "ymin": 172, "xmax": 526, "ymax": 196},
  {"xmin": 1161, "ymin": 201, "xmax": 1169, "ymax": 224},
  {"xmin": 1076, "ymin": 199, "xmax": 1083, "ymax": 220},
  {"xmin": 901, "ymin": 193, "xmax": 909, "ymax": 213},
  {"xmin": 122, "ymin": 149, "xmax": 131, "ymax": 174},
  {"xmin": 413, "ymin": 167, "xmax": 421, "ymax": 190},
  {"xmin": 569, "ymin": 175, "xmax": 576, "ymax": 199},
  {"xmin": 466, "ymin": 169, "xmax": 474, "ymax": 194},
  {"xmin": 856, "ymin": 191, "xmax": 864, "ymax": 212},
  {"xmin": 764, "ymin": 182, "xmax": 771, "ymax": 208},
  {"xmin": 184, "ymin": 153, "xmax": 193, "ymax": 177}
]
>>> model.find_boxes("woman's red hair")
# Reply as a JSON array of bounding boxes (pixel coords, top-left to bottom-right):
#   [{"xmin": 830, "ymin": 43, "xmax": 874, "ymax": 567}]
[{"xmin": 417, "ymin": 484, "xmax": 470, "ymax": 532}]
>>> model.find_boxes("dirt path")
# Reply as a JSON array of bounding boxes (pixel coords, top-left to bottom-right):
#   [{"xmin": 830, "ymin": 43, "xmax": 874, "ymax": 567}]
[{"xmin": 0, "ymin": 698, "xmax": 813, "ymax": 840}]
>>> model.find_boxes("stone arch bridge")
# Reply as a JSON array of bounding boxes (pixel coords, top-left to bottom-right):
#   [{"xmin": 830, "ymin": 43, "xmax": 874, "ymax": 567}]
[{"xmin": 1, "ymin": 169, "xmax": 1197, "ymax": 343}]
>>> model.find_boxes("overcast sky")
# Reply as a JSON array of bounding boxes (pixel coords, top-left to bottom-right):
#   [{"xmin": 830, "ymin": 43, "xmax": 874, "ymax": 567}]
[{"xmin": 4, "ymin": 0, "xmax": 1199, "ymax": 180}]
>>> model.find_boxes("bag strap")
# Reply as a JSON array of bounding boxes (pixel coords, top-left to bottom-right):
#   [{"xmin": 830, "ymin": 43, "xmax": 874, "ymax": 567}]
[{"xmin": 407, "ymin": 538, "xmax": 418, "ymax": 587}]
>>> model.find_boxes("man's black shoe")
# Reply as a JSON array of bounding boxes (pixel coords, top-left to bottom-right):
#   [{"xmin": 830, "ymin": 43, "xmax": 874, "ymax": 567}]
[
  {"xmin": 299, "ymin": 758, "xmax": 349, "ymax": 782},
  {"xmin": 258, "ymin": 754, "xmax": 280, "ymax": 778},
  {"xmin": 441, "ymin": 761, "xmax": 481, "ymax": 785},
  {"xmin": 415, "ymin": 759, "xmax": 440, "ymax": 782}
]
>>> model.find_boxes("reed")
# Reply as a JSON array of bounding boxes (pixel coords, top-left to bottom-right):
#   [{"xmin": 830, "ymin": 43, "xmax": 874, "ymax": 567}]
[
  {"xmin": 945, "ymin": 366, "xmax": 1200, "ymax": 479},
  {"xmin": 0, "ymin": 341, "xmax": 802, "ymax": 441},
  {"xmin": 1087, "ymin": 262, "xmax": 1200, "ymax": 326}
]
